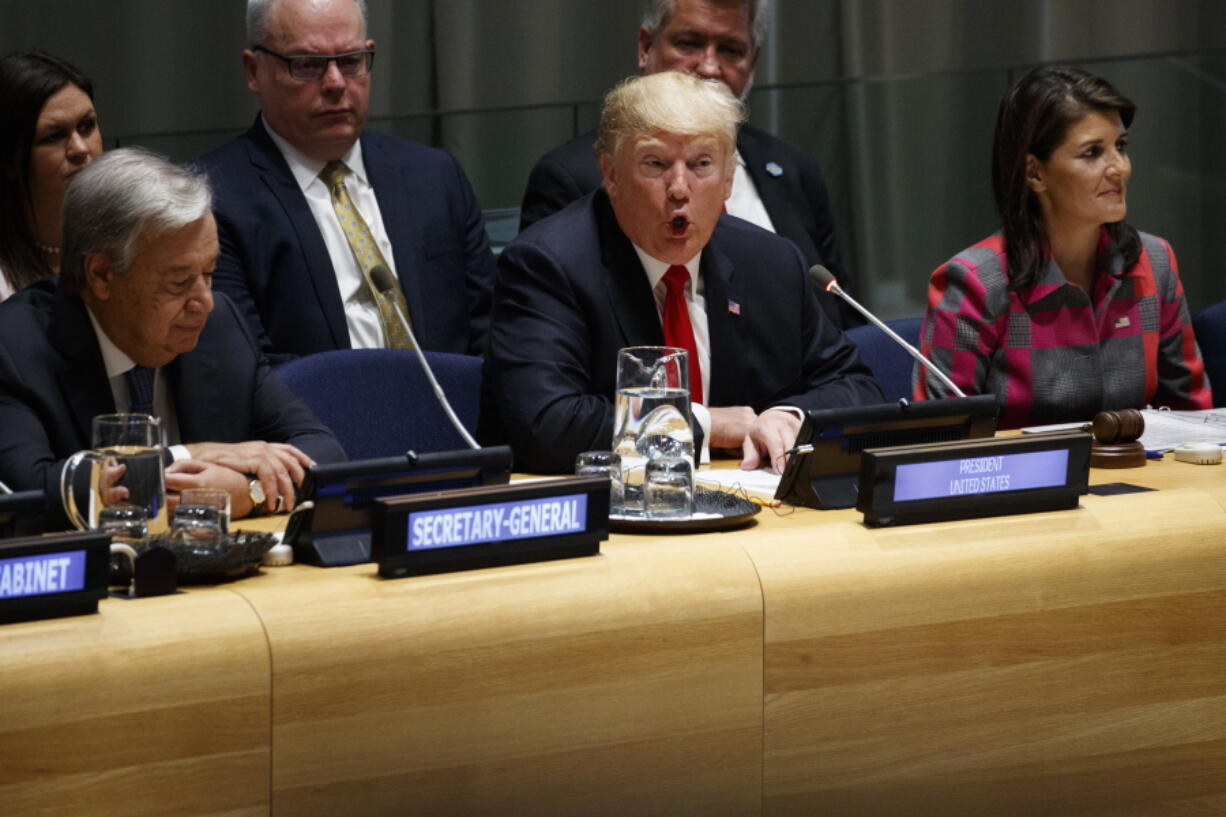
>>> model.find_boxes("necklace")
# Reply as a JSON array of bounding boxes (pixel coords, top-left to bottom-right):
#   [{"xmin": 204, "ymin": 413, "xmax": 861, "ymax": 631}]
[{"xmin": 35, "ymin": 242, "xmax": 60, "ymax": 255}]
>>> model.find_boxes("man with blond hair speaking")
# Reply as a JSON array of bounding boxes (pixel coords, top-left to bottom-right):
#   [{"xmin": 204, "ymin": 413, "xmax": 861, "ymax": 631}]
[
  {"xmin": 520, "ymin": 0, "xmax": 861, "ymax": 328},
  {"xmin": 485, "ymin": 72, "xmax": 880, "ymax": 474}
]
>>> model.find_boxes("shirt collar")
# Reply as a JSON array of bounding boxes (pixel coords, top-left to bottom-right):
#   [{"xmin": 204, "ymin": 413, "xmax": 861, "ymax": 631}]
[
  {"xmin": 631, "ymin": 244, "xmax": 702, "ymax": 293},
  {"xmin": 261, "ymin": 115, "xmax": 368, "ymax": 193},
  {"xmin": 85, "ymin": 306, "xmax": 139, "ymax": 380}
]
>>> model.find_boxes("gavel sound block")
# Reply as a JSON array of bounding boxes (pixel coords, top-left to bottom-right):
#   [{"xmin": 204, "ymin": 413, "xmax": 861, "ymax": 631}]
[{"xmin": 1089, "ymin": 409, "xmax": 1147, "ymax": 468}]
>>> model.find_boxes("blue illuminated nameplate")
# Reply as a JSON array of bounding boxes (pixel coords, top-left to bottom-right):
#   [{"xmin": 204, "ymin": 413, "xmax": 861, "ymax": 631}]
[
  {"xmin": 373, "ymin": 477, "xmax": 609, "ymax": 577},
  {"xmin": 407, "ymin": 494, "xmax": 588, "ymax": 551},
  {"xmin": 0, "ymin": 531, "xmax": 112, "ymax": 624},
  {"xmin": 0, "ymin": 549, "xmax": 87, "ymax": 599},
  {"xmin": 857, "ymin": 431, "xmax": 1091, "ymax": 527},
  {"xmin": 893, "ymin": 450, "xmax": 1070, "ymax": 502}
]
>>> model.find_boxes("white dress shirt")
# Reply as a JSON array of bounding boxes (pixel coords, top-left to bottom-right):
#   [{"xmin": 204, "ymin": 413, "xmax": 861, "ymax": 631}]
[
  {"xmin": 632, "ymin": 246, "xmax": 713, "ymax": 460},
  {"xmin": 631, "ymin": 244, "xmax": 801, "ymax": 462},
  {"xmin": 263, "ymin": 118, "xmax": 395, "ymax": 349},
  {"xmin": 725, "ymin": 150, "xmax": 776, "ymax": 233},
  {"xmin": 86, "ymin": 308, "xmax": 188, "ymax": 460}
]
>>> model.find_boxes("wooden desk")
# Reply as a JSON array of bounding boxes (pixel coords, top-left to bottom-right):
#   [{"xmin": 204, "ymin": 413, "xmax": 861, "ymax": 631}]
[
  {"xmin": 0, "ymin": 587, "xmax": 271, "ymax": 817},
  {"xmin": 748, "ymin": 458, "xmax": 1226, "ymax": 816},
  {"xmin": 233, "ymin": 536, "xmax": 763, "ymax": 816},
  {"xmin": 2, "ymin": 457, "xmax": 1223, "ymax": 816}
]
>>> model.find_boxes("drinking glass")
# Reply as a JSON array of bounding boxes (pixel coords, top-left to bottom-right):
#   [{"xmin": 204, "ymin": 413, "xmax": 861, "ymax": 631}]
[
  {"xmin": 61, "ymin": 413, "xmax": 167, "ymax": 539},
  {"xmin": 178, "ymin": 488, "xmax": 231, "ymax": 535},
  {"xmin": 612, "ymin": 346, "xmax": 694, "ymax": 516},
  {"xmin": 575, "ymin": 451, "xmax": 624, "ymax": 512},
  {"xmin": 644, "ymin": 455, "xmax": 694, "ymax": 519}
]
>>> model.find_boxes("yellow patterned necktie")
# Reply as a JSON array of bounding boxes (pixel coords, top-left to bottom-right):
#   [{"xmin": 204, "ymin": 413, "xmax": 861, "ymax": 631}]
[{"xmin": 320, "ymin": 160, "xmax": 414, "ymax": 349}]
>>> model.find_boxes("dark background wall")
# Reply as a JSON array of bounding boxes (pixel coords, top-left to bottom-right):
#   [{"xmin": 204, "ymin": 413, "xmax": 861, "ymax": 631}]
[{"xmin": 4, "ymin": 0, "xmax": 1226, "ymax": 317}]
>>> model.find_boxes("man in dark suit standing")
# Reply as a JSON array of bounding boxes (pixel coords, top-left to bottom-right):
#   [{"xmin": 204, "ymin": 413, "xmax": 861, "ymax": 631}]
[
  {"xmin": 0, "ymin": 148, "xmax": 345, "ymax": 527},
  {"xmin": 519, "ymin": 0, "xmax": 862, "ymax": 327},
  {"xmin": 486, "ymin": 72, "xmax": 880, "ymax": 474},
  {"xmin": 201, "ymin": 0, "xmax": 496, "ymax": 362}
]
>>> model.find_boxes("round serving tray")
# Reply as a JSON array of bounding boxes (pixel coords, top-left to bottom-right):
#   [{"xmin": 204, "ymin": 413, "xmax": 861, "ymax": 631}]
[{"xmin": 608, "ymin": 485, "xmax": 761, "ymax": 533}]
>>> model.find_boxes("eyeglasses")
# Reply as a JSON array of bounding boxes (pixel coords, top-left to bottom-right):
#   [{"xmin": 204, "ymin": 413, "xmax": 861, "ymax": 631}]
[{"xmin": 252, "ymin": 45, "xmax": 375, "ymax": 81}]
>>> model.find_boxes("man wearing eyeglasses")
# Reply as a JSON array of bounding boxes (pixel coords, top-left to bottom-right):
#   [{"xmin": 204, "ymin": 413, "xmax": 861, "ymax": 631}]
[{"xmin": 201, "ymin": 0, "xmax": 496, "ymax": 362}]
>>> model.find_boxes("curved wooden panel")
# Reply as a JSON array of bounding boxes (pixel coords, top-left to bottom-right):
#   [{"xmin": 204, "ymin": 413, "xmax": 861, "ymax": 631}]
[
  {"xmin": 235, "ymin": 536, "xmax": 763, "ymax": 817},
  {"xmin": 0, "ymin": 588, "xmax": 271, "ymax": 816},
  {"xmin": 749, "ymin": 460, "xmax": 1226, "ymax": 816}
]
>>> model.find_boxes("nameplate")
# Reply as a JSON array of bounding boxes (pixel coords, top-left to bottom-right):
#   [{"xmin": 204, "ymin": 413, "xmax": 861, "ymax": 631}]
[
  {"xmin": 857, "ymin": 431, "xmax": 1092, "ymax": 526},
  {"xmin": 0, "ymin": 531, "xmax": 112, "ymax": 624},
  {"xmin": 372, "ymin": 476, "xmax": 609, "ymax": 578}
]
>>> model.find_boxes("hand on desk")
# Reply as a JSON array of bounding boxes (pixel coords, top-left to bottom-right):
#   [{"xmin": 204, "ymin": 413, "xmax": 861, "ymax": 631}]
[
  {"xmin": 181, "ymin": 441, "xmax": 314, "ymax": 514},
  {"xmin": 709, "ymin": 406, "xmax": 802, "ymax": 475},
  {"xmin": 739, "ymin": 410, "xmax": 802, "ymax": 475},
  {"xmin": 708, "ymin": 406, "xmax": 758, "ymax": 450},
  {"xmin": 166, "ymin": 459, "xmax": 256, "ymax": 517}
]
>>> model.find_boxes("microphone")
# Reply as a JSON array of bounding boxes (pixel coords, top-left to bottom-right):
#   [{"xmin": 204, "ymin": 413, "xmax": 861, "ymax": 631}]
[
  {"xmin": 369, "ymin": 264, "xmax": 480, "ymax": 449},
  {"xmin": 808, "ymin": 264, "xmax": 966, "ymax": 399}
]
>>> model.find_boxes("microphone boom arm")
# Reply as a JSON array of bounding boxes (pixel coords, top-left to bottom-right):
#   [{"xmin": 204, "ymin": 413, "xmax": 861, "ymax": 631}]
[
  {"xmin": 821, "ymin": 275, "xmax": 966, "ymax": 399},
  {"xmin": 371, "ymin": 266, "xmax": 481, "ymax": 449}
]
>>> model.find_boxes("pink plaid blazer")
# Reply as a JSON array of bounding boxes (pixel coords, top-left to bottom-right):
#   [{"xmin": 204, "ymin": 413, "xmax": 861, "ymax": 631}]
[{"xmin": 914, "ymin": 229, "xmax": 1211, "ymax": 428}]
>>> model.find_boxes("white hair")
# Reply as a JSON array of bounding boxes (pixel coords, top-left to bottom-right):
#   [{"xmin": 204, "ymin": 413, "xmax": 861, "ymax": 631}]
[
  {"xmin": 61, "ymin": 148, "xmax": 212, "ymax": 292},
  {"xmin": 246, "ymin": 0, "xmax": 369, "ymax": 45}
]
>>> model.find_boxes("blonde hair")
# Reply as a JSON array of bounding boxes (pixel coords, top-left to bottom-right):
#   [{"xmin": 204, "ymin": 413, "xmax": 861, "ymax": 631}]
[{"xmin": 596, "ymin": 71, "xmax": 745, "ymax": 158}]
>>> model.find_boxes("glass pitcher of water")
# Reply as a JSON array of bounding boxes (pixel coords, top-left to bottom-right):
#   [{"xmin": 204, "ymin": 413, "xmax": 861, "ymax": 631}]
[
  {"xmin": 612, "ymin": 346, "xmax": 695, "ymax": 516},
  {"xmin": 60, "ymin": 413, "xmax": 168, "ymax": 539}
]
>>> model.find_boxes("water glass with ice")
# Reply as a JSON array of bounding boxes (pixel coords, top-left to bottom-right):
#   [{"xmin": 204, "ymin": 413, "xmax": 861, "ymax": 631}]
[{"xmin": 612, "ymin": 346, "xmax": 695, "ymax": 516}]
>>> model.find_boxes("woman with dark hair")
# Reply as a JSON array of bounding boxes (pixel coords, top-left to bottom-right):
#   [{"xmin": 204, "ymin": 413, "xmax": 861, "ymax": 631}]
[
  {"xmin": 0, "ymin": 51, "xmax": 102, "ymax": 300},
  {"xmin": 914, "ymin": 65, "xmax": 1210, "ymax": 427}
]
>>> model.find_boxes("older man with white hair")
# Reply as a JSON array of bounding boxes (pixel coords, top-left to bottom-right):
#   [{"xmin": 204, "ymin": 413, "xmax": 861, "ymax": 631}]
[
  {"xmin": 486, "ymin": 72, "xmax": 880, "ymax": 474},
  {"xmin": 0, "ymin": 147, "xmax": 345, "ymax": 528}
]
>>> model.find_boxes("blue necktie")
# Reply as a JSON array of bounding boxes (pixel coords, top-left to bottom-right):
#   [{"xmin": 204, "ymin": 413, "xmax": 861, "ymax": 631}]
[{"xmin": 125, "ymin": 366, "xmax": 156, "ymax": 416}]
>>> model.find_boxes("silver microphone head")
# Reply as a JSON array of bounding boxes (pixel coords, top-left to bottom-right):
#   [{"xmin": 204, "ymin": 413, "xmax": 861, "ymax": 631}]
[
  {"xmin": 369, "ymin": 264, "xmax": 397, "ymax": 295},
  {"xmin": 808, "ymin": 264, "xmax": 837, "ymax": 292}
]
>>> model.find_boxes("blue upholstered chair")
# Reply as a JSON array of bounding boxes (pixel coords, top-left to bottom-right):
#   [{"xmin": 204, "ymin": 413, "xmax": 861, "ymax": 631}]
[
  {"xmin": 1193, "ymin": 299, "xmax": 1226, "ymax": 407},
  {"xmin": 845, "ymin": 317, "xmax": 923, "ymax": 402},
  {"xmin": 276, "ymin": 349, "xmax": 483, "ymax": 459}
]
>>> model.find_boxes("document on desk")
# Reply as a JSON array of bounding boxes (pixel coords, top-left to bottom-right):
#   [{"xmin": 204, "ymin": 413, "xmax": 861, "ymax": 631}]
[
  {"xmin": 696, "ymin": 467, "xmax": 782, "ymax": 498},
  {"xmin": 1022, "ymin": 409, "xmax": 1226, "ymax": 452}
]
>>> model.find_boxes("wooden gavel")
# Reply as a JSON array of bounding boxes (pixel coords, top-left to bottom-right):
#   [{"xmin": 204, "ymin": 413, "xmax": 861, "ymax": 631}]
[{"xmin": 1087, "ymin": 409, "xmax": 1146, "ymax": 468}]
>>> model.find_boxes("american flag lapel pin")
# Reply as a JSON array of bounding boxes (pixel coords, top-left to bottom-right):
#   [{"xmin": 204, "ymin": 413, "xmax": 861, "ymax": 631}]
[{"xmin": 727, "ymin": 299, "xmax": 741, "ymax": 315}]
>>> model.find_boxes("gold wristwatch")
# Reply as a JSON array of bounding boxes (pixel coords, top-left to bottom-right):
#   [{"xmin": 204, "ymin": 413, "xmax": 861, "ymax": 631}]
[{"xmin": 247, "ymin": 477, "xmax": 267, "ymax": 510}]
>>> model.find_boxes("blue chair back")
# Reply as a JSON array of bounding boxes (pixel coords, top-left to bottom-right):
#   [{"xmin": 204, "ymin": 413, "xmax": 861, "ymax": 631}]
[
  {"xmin": 1193, "ymin": 300, "xmax": 1226, "ymax": 407},
  {"xmin": 845, "ymin": 317, "xmax": 923, "ymax": 402},
  {"xmin": 276, "ymin": 349, "xmax": 483, "ymax": 459}
]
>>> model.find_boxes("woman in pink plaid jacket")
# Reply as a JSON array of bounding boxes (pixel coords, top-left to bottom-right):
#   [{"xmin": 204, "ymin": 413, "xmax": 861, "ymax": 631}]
[{"xmin": 916, "ymin": 65, "xmax": 1211, "ymax": 428}]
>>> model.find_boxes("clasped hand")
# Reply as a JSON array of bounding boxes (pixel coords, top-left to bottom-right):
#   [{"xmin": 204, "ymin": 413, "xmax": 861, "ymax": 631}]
[
  {"xmin": 171, "ymin": 441, "xmax": 315, "ymax": 517},
  {"xmin": 708, "ymin": 406, "xmax": 802, "ymax": 474}
]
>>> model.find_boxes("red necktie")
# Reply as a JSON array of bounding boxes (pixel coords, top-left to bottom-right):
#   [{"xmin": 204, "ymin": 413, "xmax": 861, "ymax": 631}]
[{"xmin": 661, "ymin": 265, "xmax": 703, "ymax": 406}]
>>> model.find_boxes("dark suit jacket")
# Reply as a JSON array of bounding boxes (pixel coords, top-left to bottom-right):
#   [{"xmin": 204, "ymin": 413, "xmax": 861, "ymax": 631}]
[
  {"xmin": 484, "ymin": 190, "xmax": 882, "ymax": 473},
  {"xmin": 0, "ymin": 278, "xmax": 346, "ymax": 528},
  {"xmin": 518, "ymin": 124, "xmax": 862, "ymax": 327},
  {"xmin": 201, "ymin": 118, "xmax": 497, "ymax": 361}
]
